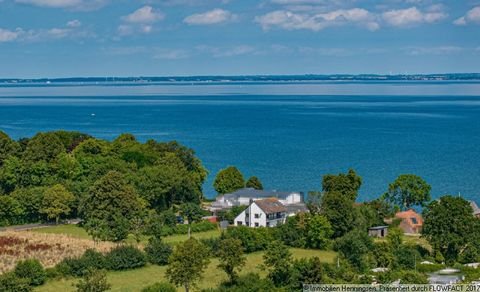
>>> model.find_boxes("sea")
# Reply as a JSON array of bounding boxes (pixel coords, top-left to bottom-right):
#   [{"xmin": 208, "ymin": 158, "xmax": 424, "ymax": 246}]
[{"xmin": 0, "ymin": 81, "xmax": 479, "ymax": 202}]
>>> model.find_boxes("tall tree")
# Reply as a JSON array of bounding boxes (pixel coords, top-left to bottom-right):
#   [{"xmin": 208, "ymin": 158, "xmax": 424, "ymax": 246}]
[
  {"xmin": 322, "ymin": 169, "xmax": 362, "ymax": 202},
  {"xmin": 81, "ymin": 171, "xmax": 146, "ymax": 242},
  {"xmin": 217, "ymin": 238, "xmax": 246, "ymax": 283},
  {"xmin": 40, "ymin": 184, "xmax": 75, "ymax": 224},
  {"xmin": 386, "ymin": 174, "xmax": 431, "ymax": 210},
  {"xmin": 335, "ymin": 230, "xmax": 374, "ymax": 272},
  {"xmin": 422, "ymin": 195, "xmax": 479, "ymax": 263},
  {"xmin": 23, "ymin": 132, "xmax": 66, "ymax": 163},
  {"xmin": 166, "ymin": 238, "xmax": 210, "ymax": 292},
  {"xmin": 305, "ymin": 214, "xmax": 333, "ymax": 249},
  {"xmin": 246, "ymin": 176, "xmax": 263, "ymax": 190},
  {"xmin": 213, "ymin": 166, "xmax": 245, "ymax": 195},
  {"xmin": 321, "ymin": 191, "xmax": 355, "ymax": 238},
  {"xmin": 263, "ymin": 241, "xmax": 292, "ymax": 287},
  {"xmin": 0, "ymin": 131, "xmax": 18, "ymax": 166},
  {"xmin": 180, "ymin": 203, "xmax": 204, "ymax": 238}
]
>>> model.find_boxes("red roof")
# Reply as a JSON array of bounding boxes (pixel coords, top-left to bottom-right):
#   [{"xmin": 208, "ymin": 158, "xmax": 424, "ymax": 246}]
[{"xmin": 395, "ymin": 209, "xmax": 423, "ymax": 228}]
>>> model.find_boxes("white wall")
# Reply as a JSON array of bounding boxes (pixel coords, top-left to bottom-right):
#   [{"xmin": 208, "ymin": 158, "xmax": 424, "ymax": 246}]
[{"xmin": 234, "ymin": 203, "xmax": 267, "ymax": 227}]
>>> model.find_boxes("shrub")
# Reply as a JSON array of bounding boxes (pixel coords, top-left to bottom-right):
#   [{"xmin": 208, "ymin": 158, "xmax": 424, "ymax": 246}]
[
  {"xmin": 106, "ymin": 245, "xmax": 146, "ymax": 270},
  {"xmin": 225, "ymin": 226, "xmax": 274, "ymax": 253},
  {"xmin": 200, "ymin": 237, "xmax": 222, "ymax": 255},
  {"xmin": 141, "ymin": 282, "xmax": 177, "ymax": 292},
  {"xmin": 56, "ymin": 249, "xmax": 107, "ymax": 277},
  {"xmin": 0, "ymin": 273, "xmax": 32, "ymax": 292},
  {"xmin": 145, "ymin": 237, "xmax": 172, "ymax": 266},
  {"xmin": 74, "ymin": 269, "xmax": 110, "ymax": 292},
  {"xmin": 14, "ymin": 259, "xmax": 46, "ymax": 286}
]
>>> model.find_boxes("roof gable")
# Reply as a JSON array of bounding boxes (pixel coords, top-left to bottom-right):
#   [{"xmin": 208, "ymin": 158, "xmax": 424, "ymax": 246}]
[{"xmin": 254, "ymin": 198, "xmax": 287, "ymax": 214}]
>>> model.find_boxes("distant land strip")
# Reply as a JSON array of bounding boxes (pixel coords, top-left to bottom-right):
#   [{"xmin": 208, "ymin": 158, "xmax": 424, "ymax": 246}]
[{"xmin": 1, "ymin": 73, "xmax": 480, "ymax": 84}]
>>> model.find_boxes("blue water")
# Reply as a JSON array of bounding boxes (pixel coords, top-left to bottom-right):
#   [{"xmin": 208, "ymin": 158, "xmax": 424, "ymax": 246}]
[{"xmin": 0, "ymin": 81, "xmax": 479, "ymax": 201}]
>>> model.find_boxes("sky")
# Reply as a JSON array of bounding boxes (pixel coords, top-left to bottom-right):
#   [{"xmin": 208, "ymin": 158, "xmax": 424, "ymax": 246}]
[{"xmin": 0, "ymin": 0, "xmax": 479, "ymax": 77}]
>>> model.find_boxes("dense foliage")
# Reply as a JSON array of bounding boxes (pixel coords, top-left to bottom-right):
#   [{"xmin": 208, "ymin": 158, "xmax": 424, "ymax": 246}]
[
  {"xmin": 0, "ymin": 131, "xmax": 207, "ymax": 227},
  {"xmin": 105, "ymin": 245, "xmax": 147, "ymax": 271},
  {"xmin": 213, "ymin": 166, "xmax": 245, "ymax": 195}
]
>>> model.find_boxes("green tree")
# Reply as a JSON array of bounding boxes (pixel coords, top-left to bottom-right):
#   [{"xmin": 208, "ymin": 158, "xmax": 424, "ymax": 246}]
[
  {"xmin": 386, "ymin": 227, "xmax": 404, "ymax": 250},
  {"xmin": 0, "ymin": 131, "xmax": 18, "ymax": 166},
  {"xmin": 290, "ymin": 257, "xmax": 323, "ymax": 291},
  {"xmin": 422, "ymin": 195, "xmax": 479, "ymax": 263},
  {"xmin": 0, "ymin": 196, "xmax": 24, "ymax": 226},
  {"xmin": 81, "ymin": 171, "xmax": 146, "ymax": 242},
  {"xmin": 213, "ymin": 166, "xmax": 245, "ymax": 195},
  {"xmin": 166, "ymin": 238, "xmax": 210, "ymax": 292},
  {"xmin": 11, "ymin": 187, "xmax": 45, "ymax": 223},
  {"xmin": 263, "ymin": 241, "xmax": 292, "ymax": 287},
  {"xmin": 245, "ymin": 176, "xmax": 263, "ymax": 190},
  {"xmin": 386, "ymin": 174, "xmax": 431, "ymax": 210},
  {"xmin": 217, "ymin": 238, "xmax": 246, "ymax": 283},
  {"xmin": 373, "ymin": 242, "xmax": 394, "ymax": 268},
  {"xmin": 22, "ymin": 132, "xmax": 66, "ymax": 163},
  {"xmin": 321, "ymin": 191, "xmax": 355, "ymax": 238},
  {"xmin": 322, "ymin": 169, "xmax": 362, "ymax": 201},
  {"xmin": 305, "ymin": 214, "xmax": 333, "ymax": 249},
  {"xmin": 180, "ymin": 203, "xmax": 204, "ymax": 238},
  {"xmin": 335, "ymin": 230, "xmax": 374, "ymax": 272},
  {"xmin": 74, "ymin": 269, "xmax": 111, "ymax": 292},
  {"xmin": 40, "ymin": 184, "xmax": 75, "ymax": 224}
]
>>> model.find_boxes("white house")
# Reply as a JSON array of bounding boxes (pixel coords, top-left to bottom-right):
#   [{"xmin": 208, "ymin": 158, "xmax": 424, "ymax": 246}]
[
  {"xmin": 234, "ymin": 198, "xmax": 288, "ymax": 228},
  {"xmin": 210, "ymin": 188, "xmax": 304, "ymax": 212}
]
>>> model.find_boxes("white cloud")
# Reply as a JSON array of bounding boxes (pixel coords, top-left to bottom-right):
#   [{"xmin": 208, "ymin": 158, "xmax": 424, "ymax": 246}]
[
  {"xmin": 0, "ymin": 28, "xmax": 21, "ymax": 42},
  {"xmin": 255, "ymin": 8, "xmax": 379, "ymax": 31},
  {"xmin": 382, "ymin": 6, "xmax": 447, "ymax": 27},
  {"xmin": 404, "ymin": 46, "xmax": 464, "ymax": 55},
  {"xmin": 15, "ymin": 0, "xmax": 107, "ymax": 10},
  {"xmin": 454, "ymin": 6, "xmax": 480, "ymax": 26},
  {"xmin": 123, "ymin": 6, "xmax": 164, "ymax": 24},
  {"xmin": 184, "ymin": 9, "xmax": 236, "ymax": 25},
  {"xmin": 0, "ymin": 21, "xmax": 90, "ymax": 43},
  {"xmin": 67, "ymin": 20, "xmax": 82, "ymax": 28},
  {"xmin": 196, "ymin": 45, "xmax": 257, "ymax": 57}
]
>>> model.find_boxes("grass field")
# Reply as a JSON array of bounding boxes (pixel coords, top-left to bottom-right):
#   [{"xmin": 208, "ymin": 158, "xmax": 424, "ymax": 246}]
[
  {"xmin": 31, "ymin": 224, "xmax": 222, "ymax": 245},
  {"xmin": 36, "ymin": 248, "xmax": 337, "ymax": 292}
]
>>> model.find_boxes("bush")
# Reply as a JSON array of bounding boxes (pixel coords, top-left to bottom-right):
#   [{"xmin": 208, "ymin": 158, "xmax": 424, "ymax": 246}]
[
  {"xmin": 74, "ymin": 269, "xmax": 110, "ymax": 292},
  {"xmin": 141, "ymin": 282, "xmax": 177, "ymax": 292},
  {"xmin": 14, "ymin": 259, "xmax": 46, "ymax": 286},
  {"xmin": 106, "ymin": 245, "xmax": 146, "ymax": 270},
  {"xmin": 0, "ymin": 273, "xmax": 32, "ymax": 292},
  {"xmin": 225, "ymin": 226, "xmax": 274, "ymax": 253},
  {"xmin": 208, "ymin": 273, "xmax": 280, "ymax": 292},
  {"xmin": 145, "ymin": 237, "xmax": 172, "ymax": 265},
  {"xmin": 200, "ymin": 237, "xmax": 222, "ymax": 255},
  {"xmin": 56, "ymin": 249, "xmax": 107, "ymax": 277}
]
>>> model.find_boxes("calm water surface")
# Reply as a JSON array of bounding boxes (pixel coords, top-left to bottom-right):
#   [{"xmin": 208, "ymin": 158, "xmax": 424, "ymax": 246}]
[{"xmin": 0, "ymin": 81, "xmax": 479, "ymax": 201}]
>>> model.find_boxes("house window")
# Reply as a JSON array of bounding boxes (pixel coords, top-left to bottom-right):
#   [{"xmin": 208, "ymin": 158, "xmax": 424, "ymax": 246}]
[
  {"xmin": 266, "ymin": 222, "xmax": 270, "ymax": 227},
  {"xmin": 254, "ymin": 214, "xmax": 260, "ymax": 219},
  {"xmin": 237, "ymin": 221, "xmax": 242, "ymax": 226},
  {"xmin": 255, "ymin": 222, "xmax": 259, "ymax": 227},
  {"xmin": 411, "ymin": 217, "xmax": 418, "ymax": 224}
]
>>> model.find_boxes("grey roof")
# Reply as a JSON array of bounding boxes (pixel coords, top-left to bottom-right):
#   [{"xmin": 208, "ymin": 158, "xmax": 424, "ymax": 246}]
[
  {"xmin": 369, "ymin": 226, "xmax": 389, "ymax": 230},
  {"xmin": 224, "ymin": 188, "xmax": 302, "ymax": 201},
  {"xmin": 469, "ymin": 201, "xmax": 480, "ymax": 215},
  {"xmin": 285, "ymin": 203, "xmax": 309, "ymax": 214}
]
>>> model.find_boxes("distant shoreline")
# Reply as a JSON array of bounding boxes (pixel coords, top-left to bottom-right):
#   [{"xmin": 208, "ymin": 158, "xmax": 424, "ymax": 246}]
[{"xmin": 1, "ymin": 73, "xmax": 480, "ymax": 84}]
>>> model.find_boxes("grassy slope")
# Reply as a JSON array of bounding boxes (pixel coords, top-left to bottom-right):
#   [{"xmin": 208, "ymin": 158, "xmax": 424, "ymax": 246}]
[
  {"xmin": 36, "ymin": 249, "xmax": 336, "ymax": 292},
  {"xmin": 31, "ymin": 225, "xmax": 222, "ymax": 244}
]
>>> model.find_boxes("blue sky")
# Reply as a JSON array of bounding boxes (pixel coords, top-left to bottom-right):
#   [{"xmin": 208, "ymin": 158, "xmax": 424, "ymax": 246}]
[{"xmin": 0, "ymin": 0, "xmax": 479, "ymax": 77}]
